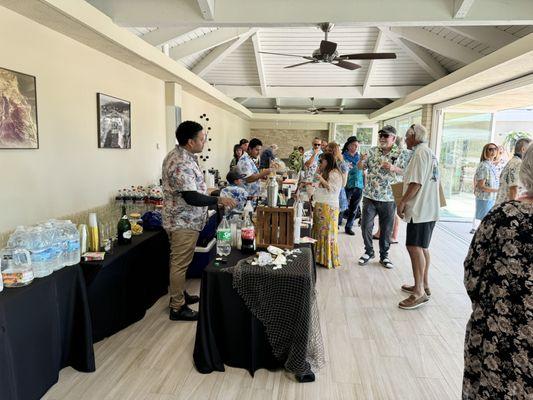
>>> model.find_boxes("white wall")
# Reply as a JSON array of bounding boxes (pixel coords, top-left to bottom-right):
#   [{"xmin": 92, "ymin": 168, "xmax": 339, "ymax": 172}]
[
  {"xmin": 181, "ymin": 91, "xmax": 251, "ymax": 177},
  {"xmin": 0, "ymin": 8, "xmax": 166, "ymax": 232}
]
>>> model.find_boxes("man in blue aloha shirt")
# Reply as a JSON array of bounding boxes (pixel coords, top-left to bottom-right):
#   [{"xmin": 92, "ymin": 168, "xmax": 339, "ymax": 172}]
[
  {"xmin": 220, "ymin": 171, "xmax": 249, "ymax": 212},
  {"xmin": 341, "ymin": 136, "xmax": 364, "ymax": 235},
  {"xmin": 357, "ymin": 125, "xmax": 407, "ymax": 270},
  {"xmin": 237, "ymin": 138, "xmax": 271, "ymax": 197}
]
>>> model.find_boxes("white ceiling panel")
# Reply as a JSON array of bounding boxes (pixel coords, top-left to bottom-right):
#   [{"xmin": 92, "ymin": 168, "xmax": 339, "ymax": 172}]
[{"xmin": 203, "ymin": 38, "xmax": 260, "ymax": 86}]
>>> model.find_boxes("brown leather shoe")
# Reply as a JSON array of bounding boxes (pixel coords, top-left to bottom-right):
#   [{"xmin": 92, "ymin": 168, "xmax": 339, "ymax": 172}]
[
  {"xmin": 398, "ymin": 294, "xmax": 429, "ymax": 310},
  {"xmin": 401, "ymin": 284, "xmax": 431, "ymax": 297}
]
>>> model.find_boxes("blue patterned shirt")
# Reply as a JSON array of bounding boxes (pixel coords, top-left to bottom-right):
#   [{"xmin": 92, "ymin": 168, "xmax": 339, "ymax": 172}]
[
  {"xmin": 237, "ymin": 152, "xmax": 261, "ymax": 197},
  {"xmin": 343, "ymin": 151, "xmax": 364, "ymax": 189},
  {"xmin": 220, "ymin": 185, "xmax": 248, "ymax": 211}
]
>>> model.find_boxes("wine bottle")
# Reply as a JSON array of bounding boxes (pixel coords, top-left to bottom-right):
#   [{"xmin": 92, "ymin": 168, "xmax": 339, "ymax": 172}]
[{"xmin": 117, "ymin": 206, "xmax": 132, "ymax": 245}]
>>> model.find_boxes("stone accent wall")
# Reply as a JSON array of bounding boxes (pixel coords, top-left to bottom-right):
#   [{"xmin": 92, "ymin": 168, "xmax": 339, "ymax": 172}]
[{"xmin": 250, "ymin": 129, "xmax": 329, "ymax": 160}]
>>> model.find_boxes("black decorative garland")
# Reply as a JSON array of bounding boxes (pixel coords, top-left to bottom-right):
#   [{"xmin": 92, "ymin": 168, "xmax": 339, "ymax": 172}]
[{"xmin": 199, "ymin": 113, "xmax": 212, "ymax": 163}]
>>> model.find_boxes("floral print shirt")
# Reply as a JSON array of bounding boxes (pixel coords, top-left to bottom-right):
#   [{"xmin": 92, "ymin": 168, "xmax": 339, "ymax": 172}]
[
  {"xmin": 302, "ymin": 148, "xmax": 323, "ymax": 182},
  {"xmin": 237, "ymin": 152, "xmax": 261, "ymax": 197},
  {"xmin": 495, "ymin": 156, "xmax": 522, "ymax": 205},
  {"xmin": 463, "ymin": 200, "xmax": 533, "ymax": 400},
  {"xmin": 361, "ymin": 145, "xmax": 405, "ymax": 202},
  {"xmin": 162, "ymin": 145, "xmax": 208, "ymax": 232},
  {"xmin": 220, "ymin": 184, "xmax": 248, "ymax": 211},
  {"xmin": 474, "ymin": 160, "xmax": 498, "ymax": 201}
]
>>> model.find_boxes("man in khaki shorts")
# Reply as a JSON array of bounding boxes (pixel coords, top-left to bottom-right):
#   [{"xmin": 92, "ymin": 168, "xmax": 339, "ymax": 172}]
[{"xmin": 162, "ymin": 121, "xmax": 236, "ymax": 321}]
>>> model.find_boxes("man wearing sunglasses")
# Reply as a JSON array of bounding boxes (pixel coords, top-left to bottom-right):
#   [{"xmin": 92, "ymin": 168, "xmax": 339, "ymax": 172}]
[
  {"xmin": 357, "ymin": 125, "xmax": 404, "ymax": 269},
  {"xmin": 303, "ymin": 137, "xmax": 324, "ymax": 182}
]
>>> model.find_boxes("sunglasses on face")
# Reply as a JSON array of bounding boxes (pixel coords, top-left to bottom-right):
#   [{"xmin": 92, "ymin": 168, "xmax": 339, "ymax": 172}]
[
  {"xmin": 379, "ymin": 133, "xmax": 391, "ymax": 139},
  {"xmin": 487, "ymin": 147, "xmax": 497, "ymax": 151},
  {"xmin": 313, "ymin": 143, "xmax": 321, "ymax": 147}
]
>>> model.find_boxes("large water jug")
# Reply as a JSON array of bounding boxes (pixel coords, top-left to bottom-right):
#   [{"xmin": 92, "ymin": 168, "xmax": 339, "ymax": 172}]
[
  {"xmin": 25, "ymin": 227, "xmax": 53, "ymax": 278},
  {"xmin": 63, "ymin": 220, "xmax": 81, "ymax": 265},
  {"xmin": 0, "ymin": 247, "xmax": 33, "ymax": 287}
]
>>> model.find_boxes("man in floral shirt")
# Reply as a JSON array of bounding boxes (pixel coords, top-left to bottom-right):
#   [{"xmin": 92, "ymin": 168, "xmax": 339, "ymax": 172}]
[
  {"xmin": 237, "ymin": 138, "xmax": 271, "ymax": 197},
  {"xmin": 162, "ymin": 121, "xmax": 236, "ymax": 321},
  {"xmin": 357, "ymin": 125, "xmax": 405, "ymax": 269},
  {"xmin": 495, "ymin": 138, "xmax": 531, "ymax": 205},
  {"xmin": 302, "ymin": 137, "xmax": 323, "ymax": 182}
]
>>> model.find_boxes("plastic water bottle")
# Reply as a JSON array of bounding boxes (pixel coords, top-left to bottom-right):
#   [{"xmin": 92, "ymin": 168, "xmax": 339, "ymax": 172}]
[
  {"xmin": 216, "ymin": 215, "xmax": 232, "ymax": 257},
  {"xmin": 26, "ymin": 227, "xmax": 53, "ymax": 278},
  {"xmin": 43, "ymin": 222, "xmax": 63, "ymax": 270},
  {"xmin": 64, "ymin": 221, "xmax": 81, "ymax": 265}
]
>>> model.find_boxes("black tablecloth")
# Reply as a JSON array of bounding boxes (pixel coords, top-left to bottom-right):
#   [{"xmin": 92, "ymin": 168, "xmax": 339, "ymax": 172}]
[
  {"xmin": 80, "ymin": 229, "xmax": 169, "ymax": 342},
  {"xmin": 0, "ymin": 264, "xmax": 95, "ymax": 400},
  {"xmin": 193, "ymin": 241, "xmax": 315, "ymax": 376}
]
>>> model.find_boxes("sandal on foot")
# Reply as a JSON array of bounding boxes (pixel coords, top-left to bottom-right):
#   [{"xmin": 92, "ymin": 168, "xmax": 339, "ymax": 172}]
[
  {"xmin": 358, "ymin": 253, "xmax": 375, "ymax": 265},
  {"xmin": 401, "ymin": 284, "xmax": 431, "ymax": 297},
  {"xmin": 398, "ymin": 294, "xmax": 429, "ymax": 310},
  {"xmin": 380, "ymin": 258, "xmax": 394, "ymax": 269}
]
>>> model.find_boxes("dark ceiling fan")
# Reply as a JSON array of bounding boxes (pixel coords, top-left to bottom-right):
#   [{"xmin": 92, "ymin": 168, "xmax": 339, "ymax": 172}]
[{"xmin": 259, "ymin": 23, "xmax": 396, "ymax": 70}]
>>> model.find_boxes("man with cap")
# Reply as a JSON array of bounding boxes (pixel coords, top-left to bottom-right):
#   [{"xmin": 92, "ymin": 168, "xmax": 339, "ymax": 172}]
[
  {"xmin": 357, "ymin": 125, "xmax": 404, "ymax": 269},
  {"xmin": 220, "ymin": 171, "xmax": 249, "ymax": 212}
]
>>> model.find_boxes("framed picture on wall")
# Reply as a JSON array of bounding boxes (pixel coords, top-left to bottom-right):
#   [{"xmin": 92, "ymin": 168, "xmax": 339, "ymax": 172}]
[
  {"xmin": 97, "ymin": 93, "xmax": 131, "ymax": 149},
  {"xmin": 0, "ymin": 67, "xmax": 39, "ymax": 149}
]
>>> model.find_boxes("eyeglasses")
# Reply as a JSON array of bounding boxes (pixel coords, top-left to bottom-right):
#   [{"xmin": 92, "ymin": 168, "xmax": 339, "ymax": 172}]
[
  {"xmin": 313, "ymin": 143, "xmax": 321, "ymax": 147},
  {"xmin": 487, "ymin": 147, "xmax": 497, "ymax": 151},
  {"xmin": 379, "ymin": 133, "xmax": 391, "ymax": 139}
]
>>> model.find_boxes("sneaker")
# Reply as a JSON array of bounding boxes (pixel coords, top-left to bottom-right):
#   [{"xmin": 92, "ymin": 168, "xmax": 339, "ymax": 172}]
[
  {"xmin": 380, "ymin": 258, "xmax": 394, "ymax": 269},
  {"xmin": 358, "ymin": 253, "xmax": 375, "ymax": 265},
  {"xmin": 345, "ymin": 228, "xmax": 355, "ymax": 236},
  {"xmin": 401, "ymin": 284, "xmax": 431, "ymax": 297},
  {"xmin": 398, "ymin": 294, "xmax": 429, "ymax": 310},
  {"xmin": 184, "ymin": 290, "xmax": 200, "ymax": 305},
  {"xmin": 169, "ymin": 305, "xmax": 198, "ymax": 321}
]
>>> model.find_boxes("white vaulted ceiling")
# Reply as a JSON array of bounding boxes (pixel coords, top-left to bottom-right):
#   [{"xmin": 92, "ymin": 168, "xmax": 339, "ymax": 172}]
[{"xmin": 96, "ymin": 0, "xmax": 533, "ymax": 116}]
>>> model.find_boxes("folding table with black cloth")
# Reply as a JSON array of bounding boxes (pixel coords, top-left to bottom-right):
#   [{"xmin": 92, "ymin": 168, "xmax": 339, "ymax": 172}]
[
  {"xmin": 0, "ymin": 264, "xmax": 95, "ymax": 400},
  {"xmin": 193, "ymin": 243, "xmax": 324, "ymax": 382},
  {"xmin": 80, "ymin": 229, "xmax": 170, "ymax": 342}
]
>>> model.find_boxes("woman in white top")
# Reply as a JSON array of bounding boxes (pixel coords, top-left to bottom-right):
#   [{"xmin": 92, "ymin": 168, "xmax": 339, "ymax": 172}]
[{"xmin": 312, "ymin": 152, "xmax": 343, "ymax": 268}]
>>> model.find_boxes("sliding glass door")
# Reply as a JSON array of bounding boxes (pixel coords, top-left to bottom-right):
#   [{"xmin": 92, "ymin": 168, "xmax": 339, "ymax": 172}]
[{"xmin": 438, "ymin": 112, "xmax": 492, "ymax": 219}]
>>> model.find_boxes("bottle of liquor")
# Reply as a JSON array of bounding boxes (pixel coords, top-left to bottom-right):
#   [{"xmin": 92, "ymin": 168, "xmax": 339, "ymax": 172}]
[
  {"xmin": 117, "ymin": 206, "xmax": 132, "ymax": 245},
  {"xmin": 241, "ymin": 211, "xmax": 255, "ymax": 254}
]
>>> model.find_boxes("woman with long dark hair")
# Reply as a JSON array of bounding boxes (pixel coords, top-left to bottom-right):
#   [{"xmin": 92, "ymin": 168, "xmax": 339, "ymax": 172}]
[
  {"xmin": 229, "ymin": 143, "xmax": 243, "ymax": 171},
  {"xmin": 471, "ymin": 143, "xmax": 499, "ymax": 233},
  {"xmin": 312, "ymin": 152, "xmax": 343, "ymax": 268}
]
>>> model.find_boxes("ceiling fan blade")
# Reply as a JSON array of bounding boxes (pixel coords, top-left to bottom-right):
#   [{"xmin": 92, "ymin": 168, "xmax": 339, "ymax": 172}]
[
  {"xmin": 284, "ymin": 61, "xmax": 316, "ymax": 69},
  {"xmin": 337, "ymin": 52, "xmax": 397, "ymax": 60},
  {"xmin": 320, "ymin": 40, "xmax": 337, "ymax": 55},
  {"xmin": 259, "ymin": 51, "xmax": 315, "ymax": 60},
  {"xmin": 333, "ymin": 60, "xmax": 361, "ymax": 70}
]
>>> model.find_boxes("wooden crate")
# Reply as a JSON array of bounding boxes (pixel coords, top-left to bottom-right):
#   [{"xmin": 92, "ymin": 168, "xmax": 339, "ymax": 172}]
[{"xmin": 255, "ymin": 206, "xmax": 295, "ymax": 249}]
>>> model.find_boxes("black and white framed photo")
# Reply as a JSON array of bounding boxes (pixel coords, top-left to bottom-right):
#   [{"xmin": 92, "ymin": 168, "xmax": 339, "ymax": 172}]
[
  {"xmin": 0, "ymin": 67, "xmax": 39, "ymax": 149},
  {"xmin": 97, "ymin": 93, "xmax": 131, "ymax": 149}
]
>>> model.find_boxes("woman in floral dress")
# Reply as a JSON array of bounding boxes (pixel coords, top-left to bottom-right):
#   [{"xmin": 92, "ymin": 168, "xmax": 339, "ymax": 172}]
[
  {"xmin": 311, "ymin": 152, "xmax": 343, "ymax": 268},
  {"xmin": 463, "ymin": 145, "xmax": 533, "ymax": 399}
]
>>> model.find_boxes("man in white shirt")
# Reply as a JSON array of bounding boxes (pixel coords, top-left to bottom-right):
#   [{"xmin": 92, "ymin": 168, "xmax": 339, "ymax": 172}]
[{"xmin": 397, "ymin": 124, "xmax": 440, "ymax": 310}]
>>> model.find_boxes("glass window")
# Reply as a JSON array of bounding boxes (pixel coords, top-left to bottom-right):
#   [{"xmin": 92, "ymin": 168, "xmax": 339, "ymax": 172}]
[
  {"xmin": 356, "ymin": 127, "xmax": 374, "ymax": 154},
  {"xmin": 334, "ymin": 124, "xmax": 354, "ymax": 146},
  {"xmin": 439, "ymin": 112, "xmax": 492, "ymax": 219}
]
